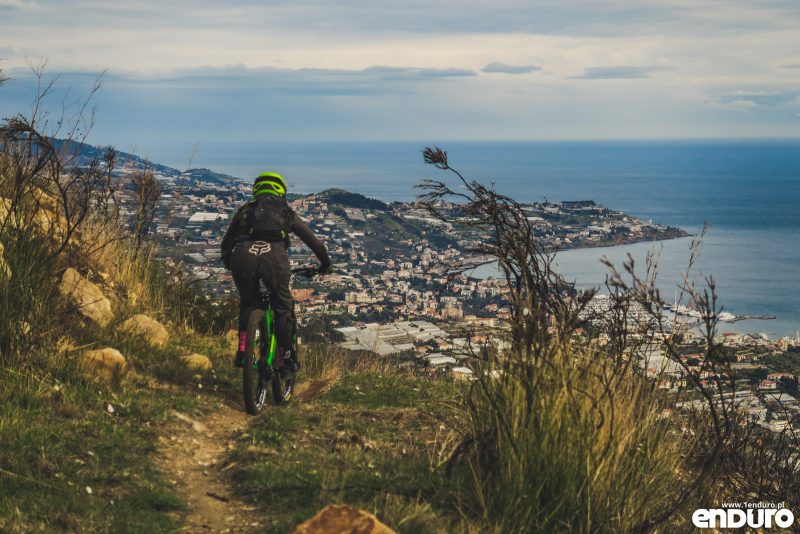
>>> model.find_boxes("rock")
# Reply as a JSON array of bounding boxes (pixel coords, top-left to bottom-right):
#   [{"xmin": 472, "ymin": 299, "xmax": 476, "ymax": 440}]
[
  {"xmin": 119, "ymin": 314, "xmax": 169, "ymax": 348},
  {"xmin": 79, "ymin": 348, "xmax": 128, "ymax": 383},
  {"xmin": 0, "ymin": 240, "xmax": 10, "ymax": 280},
  {"xmin": 181, "ymin": 353, "xmax": 213, "ymax": 371},
  {"xmin": 59, "ymin": 268, "xmax": 114, "ymax": 327},
  {"xmin": 32, "ymin": 190, "xmax": 68, "ymax": 237},
  {"xmin": 292, "ymin": 505, "xmax": 396, "ymax": 534}
]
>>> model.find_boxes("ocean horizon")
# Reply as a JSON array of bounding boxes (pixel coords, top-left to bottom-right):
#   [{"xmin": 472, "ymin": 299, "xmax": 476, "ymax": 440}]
[{"xmin": 164, "ymin": 139, "xmax": 800, "ymax": 337}]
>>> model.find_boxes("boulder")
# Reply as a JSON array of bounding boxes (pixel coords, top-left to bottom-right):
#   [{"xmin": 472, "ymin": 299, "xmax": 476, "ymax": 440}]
[
  {"xmin": 0, "ymin": 240, "xmax": 10, "ymax": 280},
  {"xmin": 119, "ymin": 314, "xmax": 169, "ymax": 348},
  {"xmin": 181, "ymin": 353, "xmax": 213, "ymax": 371},
  {"xmin": 59, "ymin": 268, "xmax": 114, "ymax": 327},
  {"xmin": 292, "ymin": 505, "xmax": 396, "ymax": 534},
  {"xmin": 79, "ymin": 348, "xmax": 128, "ymax": 383},
  {"xmin": 0, "ymin": 194, "xmax": 68, "ymax": 237}
]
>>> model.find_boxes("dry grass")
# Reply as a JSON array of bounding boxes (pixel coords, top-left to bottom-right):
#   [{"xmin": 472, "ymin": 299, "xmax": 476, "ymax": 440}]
[{"xmin": 454, "ymin": 345, "xmax": 686, "ymax": 533}]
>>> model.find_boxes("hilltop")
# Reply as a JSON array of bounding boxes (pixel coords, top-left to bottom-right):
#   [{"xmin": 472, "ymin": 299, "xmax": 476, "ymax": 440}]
[{"xmin": 315, "ymin": 188, "xmax": 391, "ymax": 211}]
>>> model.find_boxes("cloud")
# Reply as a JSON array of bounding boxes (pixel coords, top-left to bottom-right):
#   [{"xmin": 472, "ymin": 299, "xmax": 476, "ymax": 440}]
[
  {"xmin": 3, "ymin": 1, "xmax": 800, "ymax": 145},
  {"xmin": 166, "ymin": 64, "xmax": 475, "ymax": 79},
  {"xmin": 359, "ymin": 66, "xmax": 475, "ymax": 80},
  {"xmin": 573, "ymin": 66, "xmax": 667, "ymax": 79},
  {"xmin": 3, "ymin": 63, "xmax": 478, "ymax": 102},
  {"xmin": 710, "ymin": 89, "xmax": 800, "ymax": 110},
  {"xmin": 0, "ymin": 0, "xmax": 41, "ymax": 10},
  {"xmin": 707, "ymin": 99, "xmax": 760, "ymax": 111},
  {"xmin": 482, "ymin": 62, "xmax": 541, "ymax": 74},
  {"xmin": 141, "ymin": 64, "xmax": 477, "ymax": 96}
]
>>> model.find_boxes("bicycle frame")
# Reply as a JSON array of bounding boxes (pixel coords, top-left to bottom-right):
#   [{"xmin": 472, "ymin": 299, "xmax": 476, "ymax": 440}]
[
  {"xmin": 254, "ymin": 302, "xmax": 278, "ymax": 370},
  {"xmin": 243, "ymin": 266, "xmax": 312, "ymax": 413}
]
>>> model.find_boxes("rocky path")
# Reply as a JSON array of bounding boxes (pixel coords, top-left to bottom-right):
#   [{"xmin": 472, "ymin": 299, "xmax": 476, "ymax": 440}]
[
  {"xmin": 156, "ymin": 401, "xmax": 262, "ymax": 533},
  {"xmin": 155, "ymin": 375, "xmax": 337, "ymax": 533}
]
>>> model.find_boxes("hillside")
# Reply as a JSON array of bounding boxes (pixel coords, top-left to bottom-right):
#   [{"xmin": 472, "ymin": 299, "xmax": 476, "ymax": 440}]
[
  {"xmin": 177, "ymin": 167, "xmax": 241, "ymax": 186},
  {"xmin": 50, "ymin": 137, "xmax": 181, "ymax": 177},
  {"xmin": 317, "ymin": 188, "xmax": 390, "ymax": 211},
  {"xmin": 50, "ymin": 138, "xmax": 243, "ymax": 187},
  {"xmin": 3, "ymin": 127, "xmax": 798, "ymax": 533}
]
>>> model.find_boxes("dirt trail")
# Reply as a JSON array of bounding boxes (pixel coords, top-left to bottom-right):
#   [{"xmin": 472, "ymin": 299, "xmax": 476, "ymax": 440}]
[
  {"xmin": 156, "ymin": 401, "xmax": 261, "ymax": 533},
  {"xmin": 155, "ymin": 375, "xmax": 337, "ymax": 532}
]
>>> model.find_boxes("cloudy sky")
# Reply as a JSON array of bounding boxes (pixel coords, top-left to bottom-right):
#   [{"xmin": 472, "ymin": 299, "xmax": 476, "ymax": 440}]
[{"xmin": 1, "ymin": 0, "xmax": 799, "ymax": 158}]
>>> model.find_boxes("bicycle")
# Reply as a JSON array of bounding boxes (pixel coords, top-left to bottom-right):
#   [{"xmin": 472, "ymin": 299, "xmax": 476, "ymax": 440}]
[{"xmin": 242, "ymin": 265, "xmax": 318, "ymax": 415}]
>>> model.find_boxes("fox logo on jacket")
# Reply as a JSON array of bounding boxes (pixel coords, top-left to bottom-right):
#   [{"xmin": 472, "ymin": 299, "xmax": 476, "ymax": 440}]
[{"xmin": 248, "ymin": 242, "xmax": 272, "ymax": 255}]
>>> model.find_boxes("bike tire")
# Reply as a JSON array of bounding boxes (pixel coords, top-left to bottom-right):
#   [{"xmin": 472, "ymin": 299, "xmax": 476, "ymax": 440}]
[
  {"xmin": 271, "ymin": 348, "xmax": 296, "ymax": 405},
  {"xmin": 243, "ymin": 309, "xmax": 268, "ymax": 415}
]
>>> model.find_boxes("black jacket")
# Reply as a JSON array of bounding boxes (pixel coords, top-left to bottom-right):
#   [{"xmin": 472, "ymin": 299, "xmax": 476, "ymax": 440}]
[{"xmin": 220, "ymin": 201, "xmax": 331, "ymax": 270}]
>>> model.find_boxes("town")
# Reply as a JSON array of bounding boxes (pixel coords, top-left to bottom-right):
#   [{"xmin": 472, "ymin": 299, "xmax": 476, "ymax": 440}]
[{"xmin": 108, "ymin": 158, "xmax": 800, "ymax": 433}]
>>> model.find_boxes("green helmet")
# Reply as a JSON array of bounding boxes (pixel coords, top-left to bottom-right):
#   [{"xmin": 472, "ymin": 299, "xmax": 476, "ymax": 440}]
[{"xmin": 253, "ymin": 172, "xmax": 287, "ymax": 197}]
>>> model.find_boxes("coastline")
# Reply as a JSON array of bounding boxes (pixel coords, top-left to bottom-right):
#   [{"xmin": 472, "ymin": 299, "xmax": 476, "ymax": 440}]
[{"xmin": 469, "ymin": 232, "xmax": 800, "ymax": 339}]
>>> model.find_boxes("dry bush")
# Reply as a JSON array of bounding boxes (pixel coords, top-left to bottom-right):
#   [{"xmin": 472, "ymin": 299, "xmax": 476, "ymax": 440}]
[
  {"xmin": 417, "ymin": 146, "xmax": 798, "ymax": 532},
  {"xmin": 0, "ymin": 67, "xmax": 209, "ymax": 355}
]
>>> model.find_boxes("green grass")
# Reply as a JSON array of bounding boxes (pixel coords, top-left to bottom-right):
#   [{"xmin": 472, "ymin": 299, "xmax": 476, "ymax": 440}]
[
  {"xmin": 323, "ymin": 372, "xmax": 440, "ymax": 409},
  {"xmin": 0, "ymin": 222, "xmax": 235, "ymax": 532},
  {"xmin": 0, "ymin": 357, "xmax": 188, "ymax": 533},
  {"xmin": 228, "ymin": 371, "xmax": 468, "ymax": 533},
  {"xmin": 0, "ymin": 320, "xmax": 237, "ymax": 533}
]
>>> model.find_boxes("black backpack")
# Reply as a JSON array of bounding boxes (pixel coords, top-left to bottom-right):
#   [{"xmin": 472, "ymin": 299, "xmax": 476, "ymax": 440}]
[{"xmin": 247, "ymin": 195, "xmax": 294, "ymax": 242}]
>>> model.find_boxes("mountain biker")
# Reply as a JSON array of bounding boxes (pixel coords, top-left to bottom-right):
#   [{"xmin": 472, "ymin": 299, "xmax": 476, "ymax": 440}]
[{"xmin": 221, "ymin": 172, "xmax": 332, "ymax": 370}]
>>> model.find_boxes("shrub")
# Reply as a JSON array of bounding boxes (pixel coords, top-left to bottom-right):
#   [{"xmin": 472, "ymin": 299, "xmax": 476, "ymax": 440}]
[{"xmin": 418, "ymin": 146, "xmax": 798, "ymax": 532}]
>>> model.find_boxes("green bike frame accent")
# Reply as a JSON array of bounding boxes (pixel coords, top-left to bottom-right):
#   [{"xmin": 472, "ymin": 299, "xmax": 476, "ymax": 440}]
[{"xmin": 254, "ymin": 306, "xmax": 278, "ymax": 370}]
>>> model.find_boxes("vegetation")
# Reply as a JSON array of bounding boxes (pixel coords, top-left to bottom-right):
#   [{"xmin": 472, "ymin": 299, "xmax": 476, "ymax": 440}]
[
  {"xmin": 414, "ymin": 146, "xmax": 799, "ymax": 532},
  {"xmin": 319, "ymin": 188, "xmax": 389, "ymax": 211},
  {"xmin": 0, "ymin": 70, "xmax": 234, "ymax": 532},
  {"xmin": 228, "ymin": 346, "xmax": 466, "ymax": 532},
  {"xmin": 2, "ymin": 71, "xmax": 799, "ymax": 533}
]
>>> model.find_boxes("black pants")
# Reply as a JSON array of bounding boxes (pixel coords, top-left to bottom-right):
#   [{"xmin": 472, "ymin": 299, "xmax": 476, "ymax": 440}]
[{"xmin": 230, "ymin": 240, "xmax": 294, "ymax": 351}]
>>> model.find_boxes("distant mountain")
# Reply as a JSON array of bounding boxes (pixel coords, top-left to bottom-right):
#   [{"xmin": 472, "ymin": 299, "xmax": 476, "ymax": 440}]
[
  {"xmin": 178, "ymin": 168, "xmax": 241, "ymax": 185},
  {"xmin": 49, "ymin": 138, "xmax": 181, "ymax": 177},
  {"xmin": 316, "ymin": 188, "xmax": 389, "ymax": 211}
]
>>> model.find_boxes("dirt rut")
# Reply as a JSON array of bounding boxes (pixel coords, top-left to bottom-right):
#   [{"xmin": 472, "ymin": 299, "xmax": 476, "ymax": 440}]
[
  {"xmin": 157, "ymin": 402, "xmax": 261, "ymax": 533},
  {"xmin": 156, "ymin": 376, "xmax": 336, "ymax": 532}
]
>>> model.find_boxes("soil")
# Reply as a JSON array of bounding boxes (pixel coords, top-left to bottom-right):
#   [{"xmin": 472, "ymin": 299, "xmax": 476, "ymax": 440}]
[{"xmin": 155, "ymin": 374, "xmax": 337, "ymax": 532}]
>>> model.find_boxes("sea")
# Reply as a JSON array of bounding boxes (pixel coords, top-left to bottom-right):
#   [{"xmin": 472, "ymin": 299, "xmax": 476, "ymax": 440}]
[{"xmin": 161, "ymin": 140, "xmax": 800, "ymax": 338}]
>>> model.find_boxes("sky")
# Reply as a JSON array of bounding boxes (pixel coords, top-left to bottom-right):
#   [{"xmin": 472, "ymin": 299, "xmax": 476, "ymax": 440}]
[{"xmin": 1, "ymin": 0, "xmax": 799, "ymax": 159}]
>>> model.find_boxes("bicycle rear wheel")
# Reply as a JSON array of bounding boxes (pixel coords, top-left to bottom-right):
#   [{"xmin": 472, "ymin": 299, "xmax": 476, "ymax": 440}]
[{"xmin": 243, "ymin": 309, "xmax": 269, "ymax": 415}]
